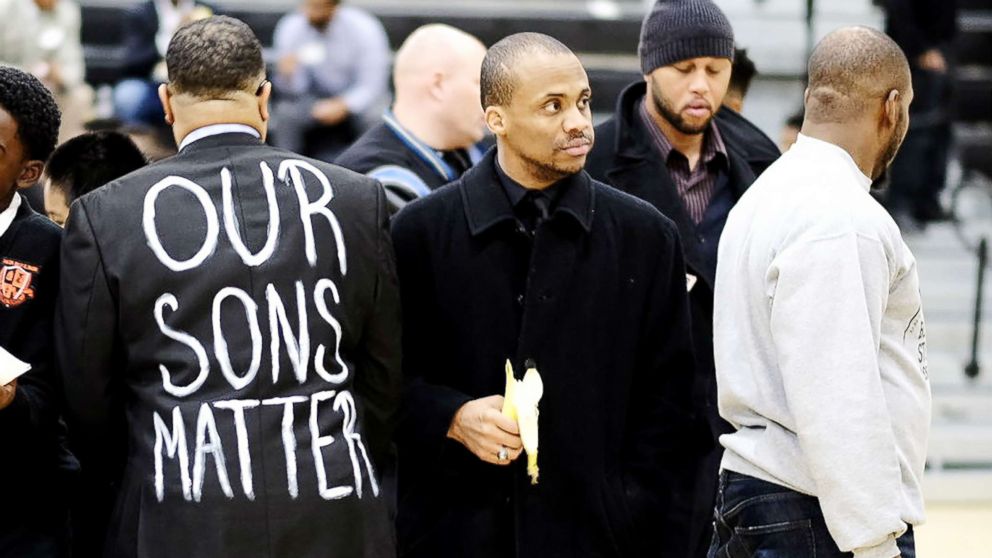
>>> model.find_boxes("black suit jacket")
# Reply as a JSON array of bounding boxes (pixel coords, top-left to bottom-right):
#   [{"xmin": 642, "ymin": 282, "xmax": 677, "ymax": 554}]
[
  {"xmin": 0, "ymin": 200, "xmax": 77, "ymax": 553},
  {"xmin": 391, "ymin": 149, "xmax": 703, "ymax": 558},
  {"xmin": 56, "ymin": 132, "xmax": 401, "ymax": 558}
]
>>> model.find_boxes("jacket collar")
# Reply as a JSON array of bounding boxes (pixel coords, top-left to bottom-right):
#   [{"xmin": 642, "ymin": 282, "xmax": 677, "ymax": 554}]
[
  {"xmin": 460, "ymin": 148, "xmax": 595, "ymax": 237},
  {"xmin": 178, "ymin": 130, "xmax": 264, "ymax": 155}
]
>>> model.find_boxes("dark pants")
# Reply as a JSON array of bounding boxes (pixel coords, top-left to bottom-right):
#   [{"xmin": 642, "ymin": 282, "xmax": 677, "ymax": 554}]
[
  {"xmin": 707, "ymin": 471, "xmax": 916, "ymax": 558},
  {"xmin": 271, "ymin": 97, "xmax": 359, "ymax": 162}
]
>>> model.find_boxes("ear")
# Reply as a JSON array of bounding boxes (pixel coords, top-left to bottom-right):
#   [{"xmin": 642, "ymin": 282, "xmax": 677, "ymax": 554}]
[
  {"xmin": 15, "ymin": 160, "xmax": 44, "ymax": 190},
  {"xmin": 428, "ymin": 71, "xmax": 445, "ymax": 101},
  {"xmin": 485, "ymin": 106, "xmax": 506, "ymax": 137},
  {"xmin": 803, "ymin": 87, "xmax": 811, "ymax": 107},
  {"xmin": 158, "ymin": 83, "xmax": 175, "ymax": 125},
  {"xmin": 257, "ymin": 80, "xmax": 272, "ymax": 123},
  {"xmin": 882, "ymin": 89, "xmax": 901, "ymax": 130}
]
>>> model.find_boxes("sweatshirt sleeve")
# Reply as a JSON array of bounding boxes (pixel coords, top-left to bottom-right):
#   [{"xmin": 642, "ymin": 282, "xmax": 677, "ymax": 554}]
[{"xmin": 768, "ymin": 231, "xmax": 905, "ymax": 558}]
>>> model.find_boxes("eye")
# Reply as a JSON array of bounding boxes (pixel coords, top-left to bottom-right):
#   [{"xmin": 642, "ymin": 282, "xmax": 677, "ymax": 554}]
[
  {"xmin": 675, "ymin": 65, "xmax": 693, "ymax": 74},
  {"xmin": 578, "ymin": 96, "xmax": 591, "ymax": 110},
  {"xmin": 706, "ymin": 66, "xmax": 721, "ymax": 76},
  {"xmin": 543, "ymin": 99, "xmax": 562, "ymax": 113}
]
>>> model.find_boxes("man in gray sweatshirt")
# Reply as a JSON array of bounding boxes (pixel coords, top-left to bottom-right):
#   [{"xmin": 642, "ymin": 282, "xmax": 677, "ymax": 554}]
[{"xmin": 710, "ymin": 27, "xmax": 929, "ymax": 558}]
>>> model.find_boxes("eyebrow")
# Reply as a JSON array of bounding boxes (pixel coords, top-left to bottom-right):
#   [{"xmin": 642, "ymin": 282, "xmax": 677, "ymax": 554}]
[{"xmin": 540, "ymin": 88, "xmax": 592, "ymax": 99}]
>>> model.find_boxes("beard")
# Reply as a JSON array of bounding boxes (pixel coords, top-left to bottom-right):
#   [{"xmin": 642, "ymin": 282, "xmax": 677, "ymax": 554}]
[
  {"xmin": 874, "ymin": 110, "xmax": 909, "ymax": 179},
  {"xmin": 650, "ymin": 85, "xmax": 712, "ymax": 136},
  {"xmin": 519, "ymin": 151, "xmax": 579, "ymax": 183}
]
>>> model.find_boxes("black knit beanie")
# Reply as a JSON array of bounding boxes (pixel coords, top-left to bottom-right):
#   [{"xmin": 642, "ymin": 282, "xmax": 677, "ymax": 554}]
[{"xmin": 638, "ymin": 0, "xmax": 736, "ymax": 75}]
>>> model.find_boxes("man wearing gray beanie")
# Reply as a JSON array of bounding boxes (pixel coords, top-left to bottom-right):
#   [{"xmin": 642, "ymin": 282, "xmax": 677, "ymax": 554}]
[{"xmin": 586, "ymin": 1, "xmax": 779, "ymax": 556}]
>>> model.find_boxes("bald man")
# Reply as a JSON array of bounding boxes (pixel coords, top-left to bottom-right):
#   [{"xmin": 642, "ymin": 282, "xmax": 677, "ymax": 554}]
[
  {"xmin": 337, "ymin": 24, "xmax": 488, "ymax": 214},
  {"xmin": 709, "ymin": 27, "xmax": 928, "ymax": 558}
]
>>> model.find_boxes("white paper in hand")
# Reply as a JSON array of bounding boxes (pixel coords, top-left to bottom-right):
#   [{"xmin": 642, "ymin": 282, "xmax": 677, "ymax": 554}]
[{"xmin": 0, "ymin": 346, "xmax": 30, "ymax": 386}]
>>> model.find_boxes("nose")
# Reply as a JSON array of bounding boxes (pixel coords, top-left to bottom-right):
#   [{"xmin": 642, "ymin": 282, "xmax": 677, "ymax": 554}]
[
  {"xmin": 562, "ymin": 104, "xmax": 591, "ymax": 135},
  {"xmin": 688, "ymin": 68, "xmax": 710, "ymax": 95}
]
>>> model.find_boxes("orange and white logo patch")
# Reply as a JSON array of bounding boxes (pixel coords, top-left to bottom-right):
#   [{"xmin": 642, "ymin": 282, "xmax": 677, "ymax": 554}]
[{"xmin": 0, "ymin": 258, "xmax": 39, "ymax": 308}]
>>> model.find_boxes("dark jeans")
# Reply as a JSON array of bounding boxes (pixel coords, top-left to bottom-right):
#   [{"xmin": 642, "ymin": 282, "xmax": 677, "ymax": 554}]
[{"xmin": 707, "ymin": 471, "xmax": 915, "ymax": 558}]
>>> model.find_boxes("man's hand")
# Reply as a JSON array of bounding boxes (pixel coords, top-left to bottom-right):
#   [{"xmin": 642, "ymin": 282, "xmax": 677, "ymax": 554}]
[
  {"xmin": 278, "ymin": 54, "xmax": 299, "ymax": 79},
  {"xmin": 917, "ymin": 49, "xmax": 947, "ymax": 73},
  {"xmin": 311, "ymin": 98, "xmax": 350, "ymax": 126},
  {"xmin": 0, "ymin": 380, "xmax": 16, "ymax": 411},
  {"xmin": 447, "ymin": 395, "xmax": 523, "ymax": 465}
]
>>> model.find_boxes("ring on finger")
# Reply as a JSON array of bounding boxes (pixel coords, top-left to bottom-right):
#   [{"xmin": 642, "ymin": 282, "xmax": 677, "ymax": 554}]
[{"xmin": 497, "ymin": 446, "xmax": 509, "ymax": 461}]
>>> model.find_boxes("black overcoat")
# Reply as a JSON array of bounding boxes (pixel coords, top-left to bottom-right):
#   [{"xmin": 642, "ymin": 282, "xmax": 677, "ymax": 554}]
[
  {"xmin": 585, "ymin": 81, "xmax": 780, "ymax": 557},
  {"xmin": 391, "ymin": 149, "xmax": 703, "ymax": 558},
  {"xmin": 56, "ymin": 132, "xmax": 402, "ymax": 558}
]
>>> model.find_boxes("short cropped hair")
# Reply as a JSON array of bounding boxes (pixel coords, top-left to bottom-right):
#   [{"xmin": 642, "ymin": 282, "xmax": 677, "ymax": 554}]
[
  {"xmin": 166, "ymin": 16, "xmax": 265, "ymax": 99},
  {"xmin": 0, "ymin": 65, "xmax": 61, "ymax": 162},
  {"xmin": 728, "ymin": 48, "xmax": 757, "ymax": 99},
  {"xmin": 481, "ymin": 32, "xmax": 573, "ymax": 108},
  {"xmin": 46, "ymin": 131, "xmax": 147, "ymax": 202},
  {"xmin": 806, "ymin": 27, "xmax": 910, "ymax": 123}
]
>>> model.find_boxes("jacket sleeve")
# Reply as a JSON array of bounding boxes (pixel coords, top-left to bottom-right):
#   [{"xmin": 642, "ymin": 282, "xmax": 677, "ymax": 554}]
[
  {"xmin": 390, "ymin": 207, "xmax": 473, "ymax": 465},
  {"xmin": 121, "ymin": 5, "xmax": 160, "ymax": 79},
  {"xmin": 353, "ymin": 183, "xmax": 404, "ymax": 467},
  {"xmin": 768, "ymin": 232, "xmax": 904, "ymax": 558},
  {"xmin": 0, "ymin": 231, "xmax": 63, "ymax": 462},
  {"xmin": 626, "ymin": 222, "xmax": 708, "ymax": 557}
]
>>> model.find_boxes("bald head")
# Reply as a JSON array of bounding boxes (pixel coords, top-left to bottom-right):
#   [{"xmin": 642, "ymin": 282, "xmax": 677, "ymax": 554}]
[
  {"xmin": 394, "ymin": 24, "xmax": 486, "ymax": 92},
  {"xmin": 481, "ymin": 32, "xmax": 573, "ymax": 109},
  {"xmin": 805, "ymin": 27, "xmax": 910, "ymax": 124},
  {"xmin": 391, "ymin": 24, "xmax": 488, "ymax": 150}
]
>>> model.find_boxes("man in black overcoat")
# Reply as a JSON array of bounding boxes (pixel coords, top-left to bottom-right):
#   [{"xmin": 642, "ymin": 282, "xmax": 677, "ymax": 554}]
[
  {"xmin": 584, "ymin": 2, "xmax": 780, "ymax": 554},
  {"xmin": 56, "ymin": 17, "xmax": 401, "ymax": 558},
  {"xmin": 391, "ymin": 32, "xmax": 703, "ymax": 558}
]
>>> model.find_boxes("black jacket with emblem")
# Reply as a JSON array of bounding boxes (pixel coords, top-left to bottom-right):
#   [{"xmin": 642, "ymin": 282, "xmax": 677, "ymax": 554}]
[
  {"xmin": 391, "ymin": 148, "xmax": 704, "ymax": 558},
  {"xmin": 56, "ymin": 132, "xmax": 402, "ymax": 558},
  {"xmin": 585, "ymin": 81, "xmax": 780, "ymax": 557},
  {"xmin": 0, "ymin": 199, "xmax": 78, "ymax": 555}
]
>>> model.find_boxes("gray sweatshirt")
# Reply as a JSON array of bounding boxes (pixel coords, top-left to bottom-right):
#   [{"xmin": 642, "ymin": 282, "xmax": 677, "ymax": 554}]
[{"xmin": 713, "ymin": 134, "xmax": 931, "ymax": 558}]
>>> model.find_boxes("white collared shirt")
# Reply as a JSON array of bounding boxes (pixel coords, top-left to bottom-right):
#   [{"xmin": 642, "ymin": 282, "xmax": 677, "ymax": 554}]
[
  {"xmin": 178, "ymin": 124, "xmax": 261, "ymax": 151},
  {"xmin": 0, "ymin": 193, "xmax": 22, "ymax": 239}
]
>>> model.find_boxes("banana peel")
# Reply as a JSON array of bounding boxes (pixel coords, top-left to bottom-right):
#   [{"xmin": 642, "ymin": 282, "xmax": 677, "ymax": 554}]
[{"xmin": 502, "ymin": 359, "xmax": 543, "ymax": 485}]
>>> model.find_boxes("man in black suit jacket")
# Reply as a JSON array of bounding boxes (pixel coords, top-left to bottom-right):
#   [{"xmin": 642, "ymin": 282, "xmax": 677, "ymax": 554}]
[
  {"xmin": 0, "ymin": 65, "xmax": 78, "ymax": 558},
  {"xmin": 391, "ymin": 33, "xmax": 703, "ymax": 558},
  {"xmin": 57, "ymin": 17, "xmax": 401, "ymax": 558}
]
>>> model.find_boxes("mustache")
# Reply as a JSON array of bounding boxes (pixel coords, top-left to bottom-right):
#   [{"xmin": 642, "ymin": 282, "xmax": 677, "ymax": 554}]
[{"xmin": 556, "ymin": 132, "xmax": 593, "ymax": 149}]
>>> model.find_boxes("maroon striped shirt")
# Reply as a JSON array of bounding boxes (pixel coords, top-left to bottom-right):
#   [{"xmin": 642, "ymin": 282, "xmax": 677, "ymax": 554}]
[{"xmin": 637, "ymin": 98, "xmax": 728, "ymax": 224}]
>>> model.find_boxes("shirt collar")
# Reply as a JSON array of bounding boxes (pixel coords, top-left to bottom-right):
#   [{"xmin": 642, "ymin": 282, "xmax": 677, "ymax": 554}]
[
  {"xmin": 460, "ymin": 148, "xmax": 595, "ymax": 236},
  {"xmin": 794, "ymin": 133, "xmax": 873, "ymax": 190},
  {"xmin": 0, "ymin": 193, "xmax": 22, "ymax": 239},
  {"xmin": 494, "ymin": 157, "xmax": 566, "ymax": 209},
  {"xmin": 382, "ymin": 110, "xmax": 459, "ymax": 182},
  {"xmin": 637, "ymin": 97, "xmax": 728, "ymax": 169},
  {"xmin": 179, "ymin": 124, "xmax": 262, "ymax": 151}
]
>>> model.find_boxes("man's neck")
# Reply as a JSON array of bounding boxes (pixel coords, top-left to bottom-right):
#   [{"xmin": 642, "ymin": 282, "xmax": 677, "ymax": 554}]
[
  {"xmin": 800, "ymin": 122, "xmax": 877, "ymax": 179},
  {"xmin": 645, "ymin": 95, "xmax": 705, "ymax": 170},
  {"xmin": 392, "ymin": 100, "xmax": 454, "ymax": 152}
]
